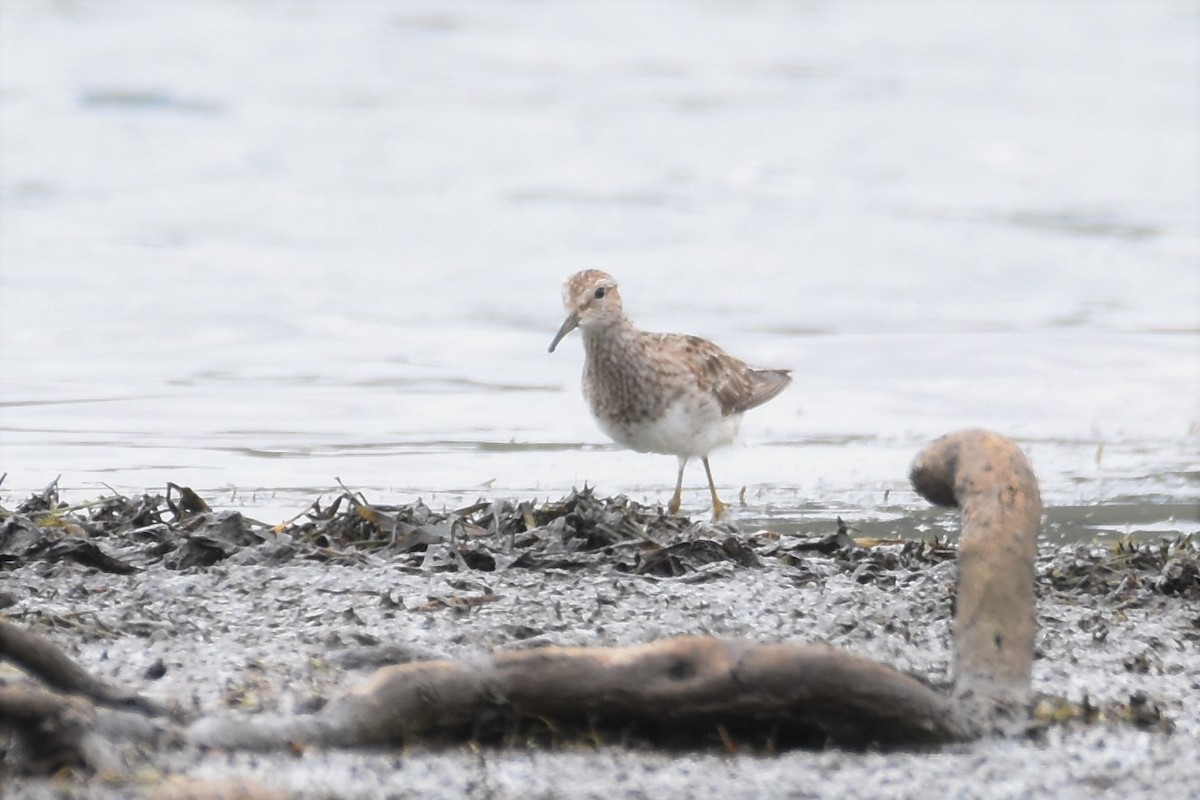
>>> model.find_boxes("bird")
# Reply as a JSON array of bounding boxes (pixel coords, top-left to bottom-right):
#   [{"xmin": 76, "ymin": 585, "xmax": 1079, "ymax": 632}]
[{"xmin": 548, "ymin": 269, "xmax": 792, "ymax": 520}]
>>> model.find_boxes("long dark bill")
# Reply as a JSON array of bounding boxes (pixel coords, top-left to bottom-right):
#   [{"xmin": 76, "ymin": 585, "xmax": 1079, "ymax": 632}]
[{"xmin": 548, "ymin": 311, "xmax": 580, "ymax": 353}]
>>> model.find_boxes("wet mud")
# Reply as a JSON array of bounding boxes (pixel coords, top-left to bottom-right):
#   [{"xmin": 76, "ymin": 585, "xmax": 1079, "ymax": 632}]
[{"xmin": 2, "ymin": 481, "xmax": 1198, "ymax": 798}]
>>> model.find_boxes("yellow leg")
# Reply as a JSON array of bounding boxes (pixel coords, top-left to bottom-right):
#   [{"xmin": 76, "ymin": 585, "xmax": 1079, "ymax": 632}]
[
  {"xmin": 702, "ymin": 456, "xmax": 727, "ymax": 520},
  {"xmin": 668, "ymin": 456, "xmax": 687, "ymax": 514}
]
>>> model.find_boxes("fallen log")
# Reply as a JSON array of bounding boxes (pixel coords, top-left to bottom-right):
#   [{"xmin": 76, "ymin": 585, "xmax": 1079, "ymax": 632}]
[
  {"xmin": 0, "ymin": 620, "xmax": 173, "ymax": 773},
  {"xmin": 190, "ymin": 635, "xmax": 967, "ymax": 750},
  {"xmin": 0, "ymin": 619, "xmax": 166, "ymax": 716}
]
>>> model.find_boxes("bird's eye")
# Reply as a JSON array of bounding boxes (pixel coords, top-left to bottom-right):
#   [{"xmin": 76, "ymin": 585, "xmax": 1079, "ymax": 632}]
[{"xmin": 594, "ymin": 287, "xmax": 607, "ymax": 299}]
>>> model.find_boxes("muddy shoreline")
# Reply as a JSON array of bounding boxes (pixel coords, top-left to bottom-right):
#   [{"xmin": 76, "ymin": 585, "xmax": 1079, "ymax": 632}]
[{"xmin": 2, "ymin": 482, "xmax": 1198, "ymax": 798}]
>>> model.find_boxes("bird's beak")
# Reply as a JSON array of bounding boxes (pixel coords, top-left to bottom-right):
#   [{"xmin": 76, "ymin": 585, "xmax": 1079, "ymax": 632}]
[{"xmin": 548, "ymin": 311, "xmax": 580, "ymax": 353}]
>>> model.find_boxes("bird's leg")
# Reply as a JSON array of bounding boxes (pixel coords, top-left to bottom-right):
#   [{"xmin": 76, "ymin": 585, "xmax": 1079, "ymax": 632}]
[
  {"xmin": 702, "ymin": 456, "xmax": 727, "ymax": 520},
  {"xmin": 668, "ymin": 456, "xmax": 688, "ymax": 514}
]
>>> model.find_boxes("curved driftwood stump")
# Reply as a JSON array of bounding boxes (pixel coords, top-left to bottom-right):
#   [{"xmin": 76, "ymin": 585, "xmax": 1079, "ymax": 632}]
[{"xmin": 910, "ymin": 428, "xmax": 1042, "ymax": 729}]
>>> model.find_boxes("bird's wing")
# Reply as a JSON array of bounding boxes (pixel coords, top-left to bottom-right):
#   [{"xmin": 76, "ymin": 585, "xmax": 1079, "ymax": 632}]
[{"xmin": 652, "ymin": 333, "xmax": 792, "ymax": 416}]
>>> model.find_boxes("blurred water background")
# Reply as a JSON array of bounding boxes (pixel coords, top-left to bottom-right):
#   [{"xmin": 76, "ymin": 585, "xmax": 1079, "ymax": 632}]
[{"xmin": 1, "ymin": 0, "xmax": 1197, "ymax": 539}]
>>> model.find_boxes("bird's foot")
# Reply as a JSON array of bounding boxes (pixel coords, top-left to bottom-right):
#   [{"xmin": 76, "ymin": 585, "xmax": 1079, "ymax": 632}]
[{"xmin": 710, "ymin": 495, "xmax": 727, "ymax": 521}]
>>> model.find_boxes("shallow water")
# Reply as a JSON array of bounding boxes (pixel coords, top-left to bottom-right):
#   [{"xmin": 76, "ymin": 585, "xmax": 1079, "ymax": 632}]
[{"xmin": 1, "ymin": 0, "xmax": 1197, "ymax": 541}]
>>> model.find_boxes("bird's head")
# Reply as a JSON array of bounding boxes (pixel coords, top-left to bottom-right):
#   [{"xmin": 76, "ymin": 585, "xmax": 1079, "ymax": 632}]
[{"xmin": 548, "ymin": 270, "xmax": 624, "ymax": 353}]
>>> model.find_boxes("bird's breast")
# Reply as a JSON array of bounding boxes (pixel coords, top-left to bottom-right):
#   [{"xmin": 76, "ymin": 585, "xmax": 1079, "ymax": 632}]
[
  {"xmin": 579, "ymin": 328, "xmax": 742, "ymax": 455},
  {"xmin": 591, "ymin": 394, "xmax": 740, "ymax": 457}
]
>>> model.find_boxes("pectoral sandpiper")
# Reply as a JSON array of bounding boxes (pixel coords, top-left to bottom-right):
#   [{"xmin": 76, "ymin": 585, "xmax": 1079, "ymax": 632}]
[{"xmin": 549, "ymin": 269, "xmax": 791, "ymax": 520}]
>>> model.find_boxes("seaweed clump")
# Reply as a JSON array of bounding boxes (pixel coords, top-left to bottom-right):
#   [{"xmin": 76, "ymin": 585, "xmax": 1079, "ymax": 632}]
[
  {"xmin": 1043, "ymin": 537, "xmax": 1200, "ymax": 603},
  {"xmin": 0, "ymin": 481, "xmax": 759, "ymax": 578},
  {"xmin": 1, "ymin": 479, "xmax": 1197, "ymax": 606}
]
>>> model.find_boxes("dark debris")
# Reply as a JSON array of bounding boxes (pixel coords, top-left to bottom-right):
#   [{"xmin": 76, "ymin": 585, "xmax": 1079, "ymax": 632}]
[
  {"xmin": 1, "ymin": 483, "xmax": 1197, "ymax": 610},
  {"xmin": 1042, "ymin": 536, "xmax": 1200, "ymax": 603}
]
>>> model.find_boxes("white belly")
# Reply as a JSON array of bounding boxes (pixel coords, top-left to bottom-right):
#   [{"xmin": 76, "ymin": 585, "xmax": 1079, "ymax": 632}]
[{"xmin": 594, "ymin": 398, "xmax": 742, "ymax": 458}]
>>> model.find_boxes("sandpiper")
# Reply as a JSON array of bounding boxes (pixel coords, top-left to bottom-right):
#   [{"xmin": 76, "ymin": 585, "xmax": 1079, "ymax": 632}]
[{"xmin": 549, "ymin": 269, "xmax": 791, "ymax": 520}]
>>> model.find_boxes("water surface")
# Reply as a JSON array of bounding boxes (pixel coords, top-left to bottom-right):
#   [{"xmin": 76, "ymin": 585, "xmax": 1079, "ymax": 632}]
[{"xmin": 1, "ymin": 0, "xmax": 1197, "ymax": 540}]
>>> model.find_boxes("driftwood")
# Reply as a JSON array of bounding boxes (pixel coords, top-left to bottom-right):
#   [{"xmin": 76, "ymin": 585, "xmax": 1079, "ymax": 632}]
[
  {"xmin": 190, "ymin": 428, "xmax": 1041, "ymax": 751},
  {"xmin": 0, "ymin": 619, "xmax": 170, "ymax": 772},
  {"xmin": 910, "ymin": 428, "xmax": 1042, "ymax": 727},
  {"xmin": 3, "ymin": 429, "xmax": 1042, "ymax": 772},
  {"xmin": 0, "ymin": 620, "xmax": 166, "ymax": 716},
  {"xmin": 189, "ymin": 635, "xmax": 966, "ymax": 750}
]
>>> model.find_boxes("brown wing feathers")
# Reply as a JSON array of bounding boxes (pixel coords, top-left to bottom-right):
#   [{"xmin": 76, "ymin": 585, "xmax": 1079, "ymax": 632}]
[{"xmin": 660, "ymin": 334, "xmax": 791, "ymax": 416}]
